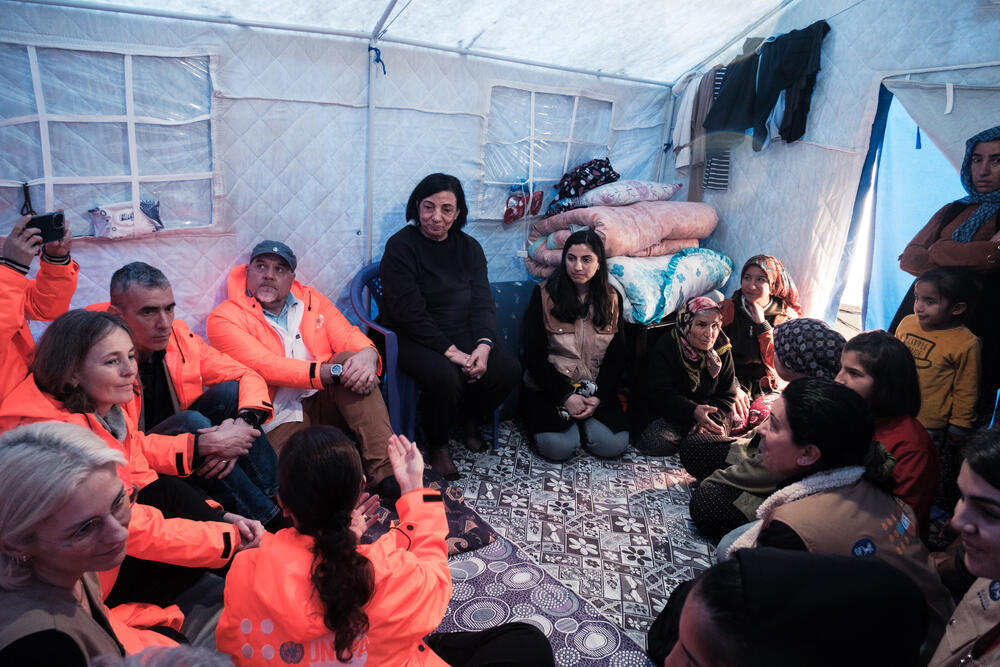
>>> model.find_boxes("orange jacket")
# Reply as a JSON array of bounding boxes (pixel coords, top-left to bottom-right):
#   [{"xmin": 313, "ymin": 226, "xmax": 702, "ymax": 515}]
[
  {"xmin": 217, "ymin": 489, "xmax": 451, "ymax": 667},
  {"xmin": 107, "ymin": 600, "xmax": 184, "ymax": 654},
  {"xmin": 0, "ymin": 376, "xmax": 240, "ymax": 597},
  {"xmin": 89, "ymin": 303, "xmax": 273, "ymax": 417},
  {"xmin": 0, "ymin": 259, "xmax": 78, "ymax": 403},
  {"xmin": 207, "ymin": 266, "xmax": 380, "ymax": 397}
]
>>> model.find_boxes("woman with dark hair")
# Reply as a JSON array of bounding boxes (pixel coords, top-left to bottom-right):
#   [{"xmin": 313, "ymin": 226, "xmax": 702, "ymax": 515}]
[
  {"xmin": 652, "ymin": 548, "xmax": 928, "ymax": 667},
  {"xmin": 521, "ymin": 230, "xmax": 628, "ymax": 461},
  {"xmin": 640, "ymin": 296, "xmax": 738, "ymax": 457},
  {"xmin": 836, "ymin": 330, "xmax": 938, "ymax": 540},
  {"xmin": 380, "ymin": 174, "xmax": 521, "ymax": 478},
  {"xmin": 724, "ymin": 377, "xmax": 954, "ymax": 658},
  {"xmin": 929, "ymin": 428, "xmax": 1000, "ymax": 666},
  {"xmin": 687, "ymin": 318, "xmax": 846, "ymax": 541},
  {"xmin": 218, "ymin": 427, "xmax": 554, "ymax": 666},
  {"xmin": 0, "ymin": 309, "xmax": 261, "ymax": 608},
  {"xmin": 895, "ymin": 125, "xmax": 1000, "ymax": 402}
]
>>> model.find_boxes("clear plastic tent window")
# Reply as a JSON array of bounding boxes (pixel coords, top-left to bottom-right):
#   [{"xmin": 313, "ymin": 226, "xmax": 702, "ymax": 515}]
[
  {"xmin": 483, "ymin": 85, "xmax": 612, "ymax": 218},
  {"xmin": 0, "ymin": 44, "xmax": 213, "ymax": 237}
]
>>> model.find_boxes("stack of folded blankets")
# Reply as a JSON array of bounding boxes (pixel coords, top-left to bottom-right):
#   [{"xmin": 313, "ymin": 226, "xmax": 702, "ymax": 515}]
[{"xmin": 525, "ymin": 180, "xmax": 733, "ymax": 325}]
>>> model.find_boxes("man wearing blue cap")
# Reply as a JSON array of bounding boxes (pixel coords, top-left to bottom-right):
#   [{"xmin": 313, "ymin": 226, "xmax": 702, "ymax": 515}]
[{"xmin": 208, "ymin": 240, "xmax": 397, "ymax": 497}]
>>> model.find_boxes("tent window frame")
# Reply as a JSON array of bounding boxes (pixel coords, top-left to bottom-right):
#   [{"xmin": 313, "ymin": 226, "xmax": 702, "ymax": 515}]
[
  {"xmin": 0, "ymin": 43, "xmax": 215, "ymax": 238},
  {"xmin": 482, "ymin": 84, "xmax": 614, "ymax": 199}
]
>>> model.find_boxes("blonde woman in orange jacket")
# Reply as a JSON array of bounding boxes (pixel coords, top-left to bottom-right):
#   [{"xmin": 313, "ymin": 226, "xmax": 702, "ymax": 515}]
[{"xmin": 218, "ymin": 429, "xmax": 554, "ymax": 666}]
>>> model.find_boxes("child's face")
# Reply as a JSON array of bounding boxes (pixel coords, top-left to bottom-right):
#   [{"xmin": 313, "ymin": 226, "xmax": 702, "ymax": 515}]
[
  {"xmin": 913, "ymin": 281, "xmax": 963, "ymax": 330},
  {"xmin": 835, "ymin": 350, "xmax": 875, "ymax": 404}
]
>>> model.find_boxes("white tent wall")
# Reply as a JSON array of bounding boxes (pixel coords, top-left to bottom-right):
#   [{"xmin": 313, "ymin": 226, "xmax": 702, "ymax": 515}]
[
  {"xmin": 1, "ymin": 0, "xmax": 671, "ymax": 336},
  {"xmin": 671, "ymin": 0, "xmax": 1000, "ymax": 320}
]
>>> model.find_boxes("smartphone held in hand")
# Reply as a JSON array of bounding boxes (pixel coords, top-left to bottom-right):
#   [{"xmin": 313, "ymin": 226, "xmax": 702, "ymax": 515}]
[{"xmin": 27, "ymin": 212, "xmax": 65, "ymax": 244}]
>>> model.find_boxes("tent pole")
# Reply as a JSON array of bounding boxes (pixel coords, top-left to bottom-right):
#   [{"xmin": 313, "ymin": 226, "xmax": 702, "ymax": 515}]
[
  {"xmin": 655, "ymin": 94, "xmax": 677, "ymax": 183},
  {"xmin": 364, "ymin": 44, "xmax": 378, "ymax": 265},
  {"xmin": 17, "ymin": 0, "xmax": 671, "ymax": 87},
  {"xmin": 370, "ymin": 0, "xmax": 399, "ymax": 41},
  {"xmin": 363, "ymin": 2, "xmax": 399, "ymax": 264}
]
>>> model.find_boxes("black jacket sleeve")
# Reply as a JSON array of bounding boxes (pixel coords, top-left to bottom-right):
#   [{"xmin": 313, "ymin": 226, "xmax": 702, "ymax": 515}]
[
  {"xmin": 465, "ymin": 237, "xmax": 497, "ymax": 343},
  {"xmin": 755, "ymin": 520, "xmax": 808, "ymax": 551},
  {"xmin": 380, "ymin": 232, "xmax": 452, "ymax": 354},
  {"xmin": 523, "ymin": 286, "xmax": 575, "ymax": 404},
  {"xmin": 594, "ymin": 293, "xmax": 628, "ymax": 405},
  {"xmin": 648, "ymin": 331, "xmax": 699, "ymax": 429}
]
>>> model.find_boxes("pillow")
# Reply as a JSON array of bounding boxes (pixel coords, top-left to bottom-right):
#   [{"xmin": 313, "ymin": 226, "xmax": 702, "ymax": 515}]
[
  {"xmin": 362, "ymin": 467, "xmax": 495, "ymax": 555},
  {"xmin": 571, "ymin": 180, "xmax": 682, "ymax": 208},
  {"xmin": 607, "ymin": 248, "xmax": 734, "ymax": 325}
]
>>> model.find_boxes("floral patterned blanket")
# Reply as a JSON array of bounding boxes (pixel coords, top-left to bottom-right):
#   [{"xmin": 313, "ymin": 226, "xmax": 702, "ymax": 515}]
[{"xmin": 525, "ymin": 200, "xmax": 717, "ymax": 278}]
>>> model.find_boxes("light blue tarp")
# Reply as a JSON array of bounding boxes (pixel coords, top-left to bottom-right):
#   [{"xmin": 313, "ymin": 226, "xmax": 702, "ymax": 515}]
[{"xmin": 863, "ymin": 97, "xmax": 966, "ymax": 331}]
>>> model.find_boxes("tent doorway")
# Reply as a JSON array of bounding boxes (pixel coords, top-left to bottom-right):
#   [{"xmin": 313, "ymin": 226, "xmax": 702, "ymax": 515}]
[{"xmin": 836, "ymin": 94, "xmax": 966, "ymax": 338}]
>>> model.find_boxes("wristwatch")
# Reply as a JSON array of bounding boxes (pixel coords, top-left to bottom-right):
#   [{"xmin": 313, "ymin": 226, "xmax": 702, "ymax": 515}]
[{"xmin": 329, "ymin": 363, "xmax": 343, "ymax": 383}]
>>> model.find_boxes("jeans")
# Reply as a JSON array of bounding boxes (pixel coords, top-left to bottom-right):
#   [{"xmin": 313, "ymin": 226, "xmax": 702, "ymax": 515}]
[{"xmin": 151, "ymin": 381, "xmax": 279, "ymax": 524}]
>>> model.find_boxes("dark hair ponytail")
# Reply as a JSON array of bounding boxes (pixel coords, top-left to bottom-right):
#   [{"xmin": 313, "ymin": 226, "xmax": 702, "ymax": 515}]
[{"xmin": 279, "ymin": 426, "xmax": 374, "ymax": 661}]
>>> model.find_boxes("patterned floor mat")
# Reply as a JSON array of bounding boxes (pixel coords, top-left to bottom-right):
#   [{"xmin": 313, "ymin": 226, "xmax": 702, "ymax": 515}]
[
  {"xmin": 446, "ymin": 420, "xmax": 716, "ymax": 651},
  {"xmin": 437, "ymin": 536, "xmax": 655, "ymax": 667}
]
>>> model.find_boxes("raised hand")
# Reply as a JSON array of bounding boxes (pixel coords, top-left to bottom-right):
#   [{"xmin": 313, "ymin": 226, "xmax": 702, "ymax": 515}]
[{"xmin": 387, "ymin": 434, "xmax": 425, "ymax": 495}]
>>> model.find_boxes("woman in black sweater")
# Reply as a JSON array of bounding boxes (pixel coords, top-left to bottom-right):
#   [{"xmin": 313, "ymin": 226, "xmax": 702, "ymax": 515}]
[{"xmin": 380, "ymin": 174, "xmax": 520, "ymax": 478}]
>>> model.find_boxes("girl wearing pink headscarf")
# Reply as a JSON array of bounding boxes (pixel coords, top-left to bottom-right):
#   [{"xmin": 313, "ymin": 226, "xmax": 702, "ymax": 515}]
[{"xmin": 722, "ymin": 254, "xmax": 802, "ymax": 424}]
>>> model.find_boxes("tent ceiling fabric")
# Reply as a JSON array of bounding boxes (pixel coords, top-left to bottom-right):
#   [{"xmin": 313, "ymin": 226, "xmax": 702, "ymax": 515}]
[{"xmin": 82, "ymin": 0, "xmax": 785, "ymax": 82}]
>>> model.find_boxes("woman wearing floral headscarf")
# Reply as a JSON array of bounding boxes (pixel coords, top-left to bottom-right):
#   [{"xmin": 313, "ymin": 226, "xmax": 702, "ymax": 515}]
[
  {"xmin": 722, "ymin": 254, "xmax": 802, "ymax": 426},
  {"xmin": 895, "ymin": 125, "xmax": 1000, "ymax": 400},
  {"xmin": 641, "ymin": 297, "xmax": 738, "ymax": 455}
]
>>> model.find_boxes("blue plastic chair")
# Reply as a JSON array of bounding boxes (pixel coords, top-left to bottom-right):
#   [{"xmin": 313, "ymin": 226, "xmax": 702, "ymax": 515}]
[{"xmin": 350, "ymin": 261, "xmax": 500, "ymax": 449}]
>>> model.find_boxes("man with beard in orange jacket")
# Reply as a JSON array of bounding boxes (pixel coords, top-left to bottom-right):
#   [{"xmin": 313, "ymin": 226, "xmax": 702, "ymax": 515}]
[{"xmin": 208, "ymin": 241, "xmax": 397, "ymax": 498}]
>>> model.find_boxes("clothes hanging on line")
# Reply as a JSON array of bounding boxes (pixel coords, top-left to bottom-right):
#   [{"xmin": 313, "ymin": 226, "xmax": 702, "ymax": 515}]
[
  {"xmin": 704, "ymin": 67, "xmax": 732, "ymax": 191},
  {"xmin": 686, "ymin": 64, "xmax": 724, "ymax": 202},
  {"xmin": 672, "ymin": 70, "xmax": 703, "ymax": 170},
  {"xmin": 702, "ymin": 20, "xmax": 831, "ymax": 151}
]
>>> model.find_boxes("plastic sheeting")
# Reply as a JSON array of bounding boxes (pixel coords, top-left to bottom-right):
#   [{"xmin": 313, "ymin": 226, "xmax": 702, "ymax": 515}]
[
  {"xmin": 0, "ymin": 0, "xmax": 670, "ymax": 336},
  {"xmin": 0, "ymin": 43, "xmax": 213, "ymax": 236},
  {"xmin": 884, "ymin": 67, "xmax": 1000, "ymax": 170},
  {"xmin": 482, "ymin": 86, "xmax": 614, "ymax": 220},
  {"xmin": 78, "ymin": 0, "xmax": 788, "ymax": 83}
]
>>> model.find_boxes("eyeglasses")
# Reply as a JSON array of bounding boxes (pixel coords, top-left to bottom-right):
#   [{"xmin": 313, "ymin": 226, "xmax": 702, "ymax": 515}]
[{"xmin": 40, "ymin": 484, "xmax": 138, "ymax": 548}]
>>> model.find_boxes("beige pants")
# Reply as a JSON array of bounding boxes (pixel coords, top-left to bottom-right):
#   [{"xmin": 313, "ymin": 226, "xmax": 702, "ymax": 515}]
[{"xmin": 267, "ymin": 351, "xmax": 393, "ymax": 485}]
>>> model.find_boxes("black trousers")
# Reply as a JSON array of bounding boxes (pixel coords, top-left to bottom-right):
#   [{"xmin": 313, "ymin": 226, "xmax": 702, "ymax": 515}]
[
  {"xmin": 105, "ymin": 476, "xmax": 228, "ymax": 608},
  {"xmin": 427, "ymin": 622, "xmax": 554, "ymax": 667},
  {"xmin": 397, "ymin": 334, "xmax": 520, "ymax": 449}
]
